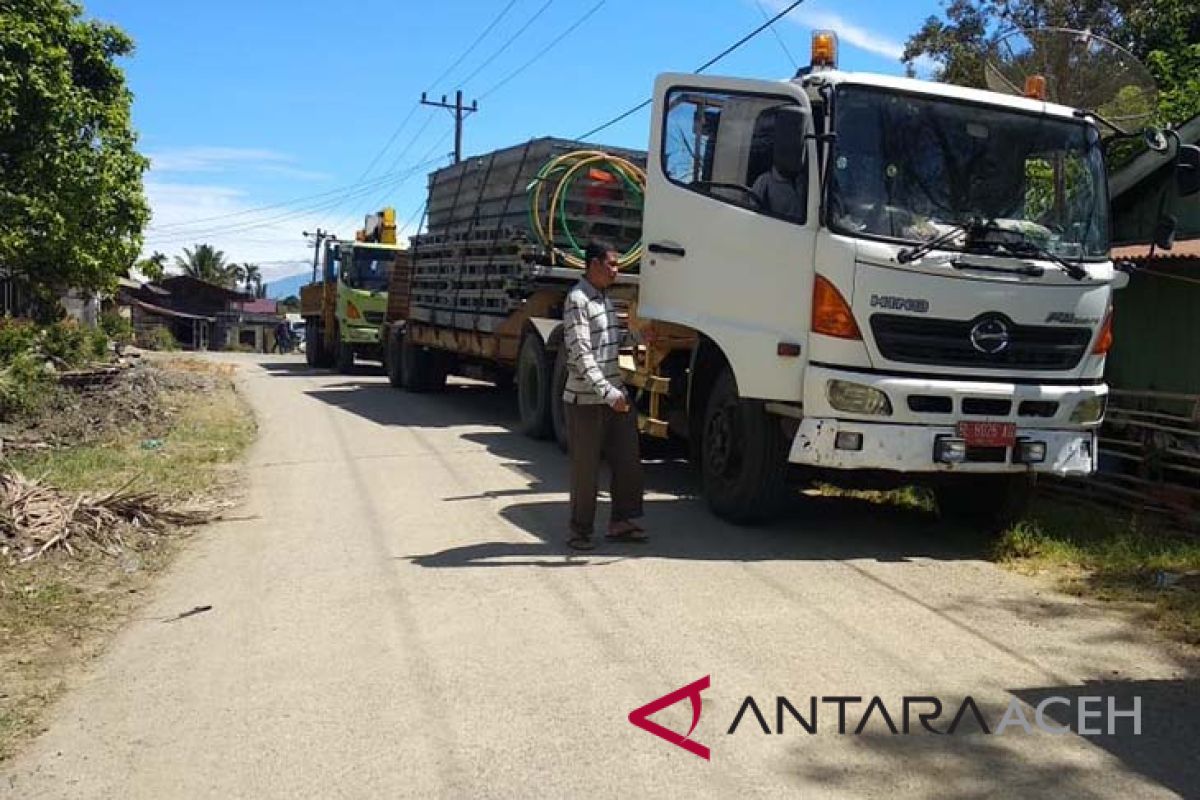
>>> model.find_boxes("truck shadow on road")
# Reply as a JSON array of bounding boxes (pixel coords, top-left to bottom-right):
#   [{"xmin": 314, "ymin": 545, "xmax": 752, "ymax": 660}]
[{"xmin": 293, "ymin": 374, "xmax": 993, "ymax": 566}]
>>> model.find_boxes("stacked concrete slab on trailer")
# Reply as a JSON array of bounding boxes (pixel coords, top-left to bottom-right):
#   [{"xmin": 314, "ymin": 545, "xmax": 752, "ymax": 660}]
[{"xmin": 409, "ymin": 137, "xmax": 646, "ymax": 336}]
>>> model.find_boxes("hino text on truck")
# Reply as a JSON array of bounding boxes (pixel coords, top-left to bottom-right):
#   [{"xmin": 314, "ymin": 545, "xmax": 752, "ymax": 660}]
[{"xmin": 334, "ymin": 29, "xmax": 1197, "ymax": 526}]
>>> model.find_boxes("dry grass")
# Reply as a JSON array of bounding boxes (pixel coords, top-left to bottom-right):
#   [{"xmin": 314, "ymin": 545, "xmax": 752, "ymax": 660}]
[{"xmin": 0, "ymin": 357, "xmax": 254, "ymax": 761}]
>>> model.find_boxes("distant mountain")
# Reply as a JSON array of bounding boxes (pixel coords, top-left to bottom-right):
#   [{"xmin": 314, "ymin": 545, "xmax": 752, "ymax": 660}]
[{"xmin": 265, "ymin": 272, "xmax": 311, "ymax": 300}]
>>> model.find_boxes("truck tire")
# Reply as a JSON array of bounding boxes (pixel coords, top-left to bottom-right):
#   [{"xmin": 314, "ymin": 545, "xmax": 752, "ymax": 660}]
[
  {"xmin": 700, "ymin": 367, "xmax": 790, "ymax": 524},
  {"xmin": 309, "ymin": 320, "xmax": 334, "ymax": 368},
  {"xmin": 934, "ymin": 475, "xmax": 1035, "ymax": 532},
  {"xmin": 385, "ymin": 328, "xmax": 405, "ymax": 389},
  {"xmin": 551, "ymin": 345, "xmax": 570, "ymax": 452},
  {"xmin": 335, "ymin": 330, "xmax": 355, "ymax": 374},
  {"xmin": 305, "ymin": 319, "xmax": 320, "ymax": 367},
  {"xmin": 517, "ymin": 334, "xmax": 553, "ymax": 440},
  {"xmin": 401, "ymin": 336, "xmax": 447, "ymax": 393}
]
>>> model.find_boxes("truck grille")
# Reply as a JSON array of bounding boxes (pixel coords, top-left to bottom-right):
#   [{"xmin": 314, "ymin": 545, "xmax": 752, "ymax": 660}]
[
  {"xmin": 870, "ymin": 314, "xmax": 1090, "ymax": 371},
  {"xmin": 363, "ymin": 311, "xmax": 385, "ymax": 325}
]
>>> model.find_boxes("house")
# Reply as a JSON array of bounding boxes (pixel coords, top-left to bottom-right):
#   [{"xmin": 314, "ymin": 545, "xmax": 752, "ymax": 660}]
[
  {"xmin": 118, "ymin": 275, "xmax": 261, "ymax": 350},
  {"xmin": 1106, "ymin": 114, "xmax": 1200, "ymax": 395}
]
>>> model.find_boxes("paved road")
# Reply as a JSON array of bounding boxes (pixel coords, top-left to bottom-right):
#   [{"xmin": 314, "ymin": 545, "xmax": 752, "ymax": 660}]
[{"xmin": 4, "ymin": 354, "xmax": 1197, "ymax": 799}]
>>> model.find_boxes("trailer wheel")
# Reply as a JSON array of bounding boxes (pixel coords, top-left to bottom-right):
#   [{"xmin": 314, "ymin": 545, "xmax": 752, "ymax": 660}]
[
  {"xmin": 551, "ymin": 345, "xmax": 570, "ymax": 452},
  {"xmin": 934, "ymin": 475, "xmax": 1035, "ymax": 532},
  {"xmin": 700, "ymin": 367, "xmax": 790, "ymax": 524},
  {"xmin": 305, "ymin": 319, "xmax": 320, "ymax": 367},
  {"xmin": 401, "ymin": 336, "xmax": 447, "ymax": 393},
  {"xmin": 385, "ymin": 328, "xmax": 405, "ymax": 388},
  {"xmin": 517, "ymin": 334, "xmax": 553, "ymax": 439}
]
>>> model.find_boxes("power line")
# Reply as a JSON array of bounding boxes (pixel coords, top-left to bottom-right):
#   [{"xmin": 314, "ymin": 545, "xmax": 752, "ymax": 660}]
[
  {"xmin": 479, "ymin": 0, "xmax": 606, "ymax": 100},
  {"xmin": 425, "ymin": 0, "xmax": 521, "ymax": 92},
  {"xmin": 144, "ymin": 154, "xmax": 446, "ymax": 245},
  {"xmin": 576, "ymin": 0, "xmax": 808, "ymax": 141},
  {"xmin": 458, "ymin": 0, "xmax": 557, "ymax": 89},
  {"xmin": 756, "ymin": 0, "xmax": 798, "ymax": 69},
  {"xmin": 145, "ymin": 159, "xmax": 439, "ymax": 234}
]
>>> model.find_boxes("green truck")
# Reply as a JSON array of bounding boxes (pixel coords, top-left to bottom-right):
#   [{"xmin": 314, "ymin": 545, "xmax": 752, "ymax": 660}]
[{"xmin": 301, "ymin": 209, "xmax": 399, "ymax": 372}]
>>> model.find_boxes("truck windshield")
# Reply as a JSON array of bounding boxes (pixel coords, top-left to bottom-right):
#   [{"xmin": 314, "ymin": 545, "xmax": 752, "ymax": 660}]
[
  {"xmin": 343, "ymin": 247, "xmax": 393, "ymax": 292},
  {"xmin": 828, "ymin": 85, "xmax": 1109, "ymax": 260}
]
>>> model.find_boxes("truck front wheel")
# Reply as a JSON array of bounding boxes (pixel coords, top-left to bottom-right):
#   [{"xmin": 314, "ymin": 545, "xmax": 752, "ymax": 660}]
[
  {"xmin": 700, "ymin": 368, "xmax": 790, "ymax": 524},
  {"xmin": 934, "ymin": 475, "xmax": 1035, "ymax": 532},
  {"xmin": 335, "ymin": 327, "xmax": 355, "ymax": 374},
  {"xmin": 517, "ymin": 335, "xmax": 553, "ymax": 439}
]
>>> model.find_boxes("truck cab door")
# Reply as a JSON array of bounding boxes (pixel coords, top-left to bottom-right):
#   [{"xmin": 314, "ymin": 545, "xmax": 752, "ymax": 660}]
[{"xmin": 639, "ymin": 73, "xmax": 818, "ymax": 402}]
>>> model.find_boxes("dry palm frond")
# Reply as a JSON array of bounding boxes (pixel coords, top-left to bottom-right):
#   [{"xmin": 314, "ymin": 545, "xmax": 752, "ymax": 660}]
[{"xmin": 0, "ymin": 471, "xmax": 225, "ymax": 563}]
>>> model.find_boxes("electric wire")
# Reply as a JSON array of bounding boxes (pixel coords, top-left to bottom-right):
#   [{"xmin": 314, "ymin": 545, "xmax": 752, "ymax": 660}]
[
  {"xmin": 457, "ymin": 0, "xmax": 557, "ymax": 90},
  {"xmin": 479, "ymin": 0, "xmax": 606, "ymax": 100},
  {"xmin": 576, "ymin": 0, "xmax": 808, "ymax": 140}
]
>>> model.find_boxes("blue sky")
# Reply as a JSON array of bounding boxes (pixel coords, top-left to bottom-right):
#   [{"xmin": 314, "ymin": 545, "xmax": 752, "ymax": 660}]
[{"xmin": 87, "ymin": 0, "xmax": 944, "ymax": 286}]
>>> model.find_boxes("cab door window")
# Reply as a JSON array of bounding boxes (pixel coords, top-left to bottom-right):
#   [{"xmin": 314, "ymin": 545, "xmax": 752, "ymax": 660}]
[{"xmin": 661, "ymin": 88, "xmax": 809, "ymax": 223}]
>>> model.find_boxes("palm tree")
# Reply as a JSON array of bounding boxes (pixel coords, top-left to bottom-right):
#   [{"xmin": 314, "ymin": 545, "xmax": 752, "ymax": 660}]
[
  {"xmin": 173, "ymin": 244, "xmax": 239, "ymax": 288},
  {"xmin": 241, "ymin": 263, "xmax": 263, "ymax": 297},
  {"xmin": 136, "ymin": 251, "xmax": 168, "ymax": 282}
]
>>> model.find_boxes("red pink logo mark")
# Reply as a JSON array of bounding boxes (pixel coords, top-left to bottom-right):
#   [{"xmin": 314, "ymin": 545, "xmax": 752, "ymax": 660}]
[{"xmin": 628, "ymin": 676, "xmax": 711, "ymax": 761}]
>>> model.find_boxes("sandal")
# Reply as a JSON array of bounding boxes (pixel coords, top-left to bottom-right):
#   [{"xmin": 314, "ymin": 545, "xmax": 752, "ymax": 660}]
[
  {"xmin": 567, "ymin": 536, "xmax": 596, "ymax": 551},
  {"xmin": 606, "ymin": 523, "xmax": 648, "ymax": 542}
]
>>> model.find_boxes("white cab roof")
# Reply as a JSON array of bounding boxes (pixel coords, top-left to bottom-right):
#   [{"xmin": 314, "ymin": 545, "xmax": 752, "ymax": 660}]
[{"xmin": 800, "ymin": 70, "xmax": 1083, "ymax": 122}]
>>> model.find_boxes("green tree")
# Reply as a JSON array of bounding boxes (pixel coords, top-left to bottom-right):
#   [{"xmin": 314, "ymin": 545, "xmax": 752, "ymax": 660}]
[
  {"xmin": 902, "ymin": 0, "xmax": 1200, "ymax": 125},
  {"xmin": 173, "ymin": 244, "xmax": 240, "ymax": 287},
  {"xmin": 0, "ymin": 0, "xmax": 150, "ymax": 299},
  {"xmin": 136, "ymin": 250, "xmax": 167, "ymax": 282}
]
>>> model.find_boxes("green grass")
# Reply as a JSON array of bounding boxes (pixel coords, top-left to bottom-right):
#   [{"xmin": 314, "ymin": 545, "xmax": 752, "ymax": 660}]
[
  {"xmin": 996, "ymin": 498, "xmax": 1200, "ymax": 644},
  {"xmin": 5, "ymin": 384, "xmax": 254, "ymax": 494}
]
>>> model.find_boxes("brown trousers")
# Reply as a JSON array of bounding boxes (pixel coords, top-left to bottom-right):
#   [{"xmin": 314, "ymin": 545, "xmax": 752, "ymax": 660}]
[{"xmin": 566, "ymin": 402, "xmax": 644, "ymax": 538}]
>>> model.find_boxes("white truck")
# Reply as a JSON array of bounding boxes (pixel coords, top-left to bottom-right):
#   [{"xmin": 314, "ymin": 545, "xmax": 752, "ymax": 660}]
[{"xmin": 389, "ymin": 31, "xmax": 1198, "ymax": 526}]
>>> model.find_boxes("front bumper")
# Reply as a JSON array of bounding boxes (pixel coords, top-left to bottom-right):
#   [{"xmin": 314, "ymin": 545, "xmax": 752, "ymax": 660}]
[
  {"xmin": 788, "ymin": 366, "xmax": 1102, "ymax": 476},
  {"xmin": 789, "ymin": 418, "xmax": 1095, "ymax": 475}
]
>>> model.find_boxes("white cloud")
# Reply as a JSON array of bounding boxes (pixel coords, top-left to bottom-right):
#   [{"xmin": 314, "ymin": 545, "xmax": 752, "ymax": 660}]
[
  {"xmin": 147, "ymin": 146, "xmax": 329, "ymax": 181},
  {"xmin": 141, "ymin": 179, "xmax": 363, "ymax": 284},
  {"xmin": 760, "ymin": 1, "xmax": 939, "ymax": 75}
]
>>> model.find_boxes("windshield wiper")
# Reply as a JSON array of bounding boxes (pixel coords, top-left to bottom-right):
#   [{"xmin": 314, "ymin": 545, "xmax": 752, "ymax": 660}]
[
  {"xmin": 896, "ymin": 218, "xmax": 993, "ymax": 264},
  {"xmin": 998, "ymin": 240, "xmax": 1088, "ymax": 281}
]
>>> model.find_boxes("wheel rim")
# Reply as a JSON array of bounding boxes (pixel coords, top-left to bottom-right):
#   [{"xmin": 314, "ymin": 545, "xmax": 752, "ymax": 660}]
[{"xmin": 705, "ymin": 400, "xmax": 741, "ymax": 479}]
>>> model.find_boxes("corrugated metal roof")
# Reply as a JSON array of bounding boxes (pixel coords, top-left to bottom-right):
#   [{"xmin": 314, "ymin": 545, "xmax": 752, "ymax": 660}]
[{"xmin": 1111, "ymin": 238, "xmax": 1200, "ymax": 261}]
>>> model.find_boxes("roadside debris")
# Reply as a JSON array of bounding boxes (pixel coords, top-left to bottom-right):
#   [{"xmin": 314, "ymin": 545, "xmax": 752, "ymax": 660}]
[
  {"xmin": 0, "ymin": 471, "xmax": 225, "ymax": 564},
  {"xmin": 163, "ymin": 604, "xmax": 213, "ymax": 623}
]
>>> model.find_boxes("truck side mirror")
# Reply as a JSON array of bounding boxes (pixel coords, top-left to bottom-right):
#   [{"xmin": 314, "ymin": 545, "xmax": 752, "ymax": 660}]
[
  {"xmin": 1176, "ymin": 144, "xmax": 1200, "ymax": 197},
  {"xmin": 773, "ymin": 106, "xmax": 808, "ymax": 177},
  {"xmin": 1154, "ymin": 214, "xmax": 1177, "ymax": 251}
]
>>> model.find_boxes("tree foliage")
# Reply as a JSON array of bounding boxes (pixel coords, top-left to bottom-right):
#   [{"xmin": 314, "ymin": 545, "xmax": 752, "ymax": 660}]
[
  {"xmin": 0, "ymin": 0, "xmax": 150, "ymax": 296},
  {"xmin": 902, "ymin": 0, "xmax": 1200, "ymax": 125},
  {"xmin": 173, "ymin": 244, "xmax": 240, "ymax": 288}
]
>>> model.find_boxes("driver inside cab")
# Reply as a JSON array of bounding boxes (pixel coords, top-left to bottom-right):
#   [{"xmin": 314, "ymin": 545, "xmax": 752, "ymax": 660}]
[{"xmin": 750, "ymin": 106, "xmax": 808, "ymax": 222}]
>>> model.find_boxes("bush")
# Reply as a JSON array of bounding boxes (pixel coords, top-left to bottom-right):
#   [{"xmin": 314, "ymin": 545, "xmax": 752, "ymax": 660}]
[
  {"xmin": 89, "ymin": 328, "xmax": 110, "ymax": 359},
  {"xmin": 141, "ymin": 326, "xmax": 179, "ymax": 352},
  {"xmin": 41, "ymin": 320, "xmax": 96, "ymax": 368},
  {"xmin": 0, "ymin": 318, "xmax": 40, "ymax": 364},
  {"xmin": 99, "ymin": 311, "xmax": 134, "ymax": 345},
  {"xmin": 0, "ymin": 349, "xmax": 51, "ymax": 417}
]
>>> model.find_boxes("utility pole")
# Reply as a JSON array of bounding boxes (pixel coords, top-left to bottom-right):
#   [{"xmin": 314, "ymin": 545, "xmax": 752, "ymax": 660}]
[
  {"xmin": 302, "ymin": 228, "xmax": 331, "ymax": 284},
  {"xmin": 420, "ymin": 90, "xmax": 478, "ymax": 164}
]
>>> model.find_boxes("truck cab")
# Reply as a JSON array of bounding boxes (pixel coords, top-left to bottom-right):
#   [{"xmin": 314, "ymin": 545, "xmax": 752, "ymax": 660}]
[
  {"xmin": 302, "ymin": 210, "xmax": 399, "ymax": 372},
  {"xmin": 637, "ymin": 35, "xmax": 1119, "ymax": 522}
]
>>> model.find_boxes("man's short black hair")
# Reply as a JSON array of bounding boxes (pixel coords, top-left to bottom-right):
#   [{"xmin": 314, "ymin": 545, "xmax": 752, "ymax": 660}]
[{"xmin": 584, "ymin": 239, "xmax": 618, "ymax": 266}]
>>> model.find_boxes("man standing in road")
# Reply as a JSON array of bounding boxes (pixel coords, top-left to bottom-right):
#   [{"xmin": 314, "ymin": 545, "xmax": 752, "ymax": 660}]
[{"xmin": 561, "ymin": 240, "xmax": 646, "ymax": 551}]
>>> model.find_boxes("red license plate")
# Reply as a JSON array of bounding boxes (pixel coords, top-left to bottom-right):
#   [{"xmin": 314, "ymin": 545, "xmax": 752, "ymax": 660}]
[{"xmin": 956, "ymin": 421, "xmax": 1016, "ymax": 447}]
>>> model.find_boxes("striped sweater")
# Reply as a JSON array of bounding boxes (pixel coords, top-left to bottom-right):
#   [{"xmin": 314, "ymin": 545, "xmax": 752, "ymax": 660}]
[{"xmin": 562, "ymin": 278, "xmax": 625, "ymax": 406}]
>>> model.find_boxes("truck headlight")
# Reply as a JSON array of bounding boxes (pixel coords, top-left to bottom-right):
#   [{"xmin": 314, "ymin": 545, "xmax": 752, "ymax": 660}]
[
  {"xmin": 1069, "ymin": 396, "xmax": 1107, "ymax": 424},
  {"xmin": 827, "ymin": 380, "xmax": 892, "ymax": 416}
]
